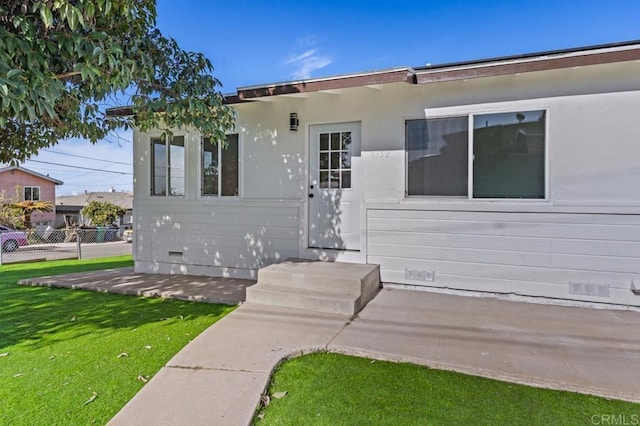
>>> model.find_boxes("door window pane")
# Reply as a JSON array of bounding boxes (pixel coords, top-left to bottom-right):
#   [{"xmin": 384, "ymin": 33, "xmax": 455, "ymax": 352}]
[
  {"xmin": 341, "ymin": 132, "xmax": 351, "ymax": 150},
  {"xmin": 330, "ymin": 152, "xmax": 340, "ymax": 170},
  {"xmin": 341, "ymin": 152, "xmax": 351, "ymax": 168},
  {"xmin": 406, "ymin": 117, "xmax": 468, "ymax": 196},
  {"xmin": 473, "ymin": 111, "xmax": 545, "ymax": 198},
  {"xmin": 319, "ymin": 171, "xmax": 329, "ymax": 188},
  {"xmin": 169, "ymin": 136, "xmax": 185, "ymax": 196},
  {"xmin": 341, "ymin": 171, "xmax": 351, "ymax": 188},
  {"xmin": 320, "ymin": 134, "xmax": 329, "ymax": 150},
  {"xmin": 319, "ymin": 152, "xmax": 329, "ymax": 169},
  {"xmin": 330, "ymin": 133, "xmax": 340, "ymax": 150},
  {"xmin": 318, "ymin": 131, "xmax": 352, "ymax": 189}
]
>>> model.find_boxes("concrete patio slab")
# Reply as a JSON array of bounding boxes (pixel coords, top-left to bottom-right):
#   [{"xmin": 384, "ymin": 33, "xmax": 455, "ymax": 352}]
[
  {"xmin": 330, "ymin": 289, "xmax": 640, "ymax": 402},
  {"xmin": 19, "ymin": 267, "xmax": 255, "ymax": 305}
]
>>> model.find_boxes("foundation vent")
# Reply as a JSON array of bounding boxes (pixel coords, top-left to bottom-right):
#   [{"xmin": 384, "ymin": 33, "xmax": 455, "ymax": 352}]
[
  {"xmin": 405, "ymin": 268, "xmax": 435, "ymax": 282},
  {"xmin": 569, "ymin": 282, "xmax": 610, "ymax": 298}
]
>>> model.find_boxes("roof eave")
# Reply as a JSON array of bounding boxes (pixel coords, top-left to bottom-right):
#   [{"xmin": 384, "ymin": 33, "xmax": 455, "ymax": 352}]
[
  {"xmin": 0, "ymin": 166, "xmax": 63, "ymax": 185},
  {"xmin": 229, "ymin": 68, "xmax": 416, "ymax": 104},
  {"xmin": 415, "ymin": 43, "xmax": 640, "ymax": 84}
]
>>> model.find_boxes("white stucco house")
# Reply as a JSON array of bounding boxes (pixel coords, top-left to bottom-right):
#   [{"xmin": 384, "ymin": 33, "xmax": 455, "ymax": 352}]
[{"xmin": 112, "ymin": 40, "xmax": 640, "ymax": 308}]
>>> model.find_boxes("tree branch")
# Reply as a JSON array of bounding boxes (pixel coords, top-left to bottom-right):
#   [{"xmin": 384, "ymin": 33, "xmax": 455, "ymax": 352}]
[{"xmin": 55, "ymin": 71, "xmax": 82, "ymax": 80}]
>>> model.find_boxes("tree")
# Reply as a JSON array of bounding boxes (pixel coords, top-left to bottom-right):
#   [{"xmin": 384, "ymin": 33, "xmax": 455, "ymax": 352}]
[
  {"xmin": 80, "ymin": 200, "xmax": 125, "ymax": 226},
  {"xmin": 0, "ymin": 189, "xmax": 20, "ymax": 228},
  {"xmin": 11, "ymin": 200, "xmax": 53, "ymax": 229},
  {"xmin": 0, "ymin": 0, "xmax": 235, "ymax": 164}
]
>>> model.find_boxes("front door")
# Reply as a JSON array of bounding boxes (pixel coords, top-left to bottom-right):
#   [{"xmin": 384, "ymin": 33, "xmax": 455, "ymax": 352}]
[{"xmin": 308, "ymin": 122, "xmax": 361, "ymax": 250}]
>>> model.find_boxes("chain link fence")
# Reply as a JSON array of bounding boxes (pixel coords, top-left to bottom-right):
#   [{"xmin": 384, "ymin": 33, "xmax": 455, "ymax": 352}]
[{"xmin": 0, "ymin": 228, "xmax": 132, "ymax": 265}]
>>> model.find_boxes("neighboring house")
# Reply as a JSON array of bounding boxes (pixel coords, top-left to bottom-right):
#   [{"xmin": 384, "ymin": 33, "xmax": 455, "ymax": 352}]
[
  {"xmin": 0, "ymin": 166, "xmax": 63, "ymax": 227},
  {"xmin": 55, "ymin": 190, "xmax": 133, "ymax": 227},
  {"xmin": 113, "ymin": 40, "xmax": 640, "ymax": 308}
]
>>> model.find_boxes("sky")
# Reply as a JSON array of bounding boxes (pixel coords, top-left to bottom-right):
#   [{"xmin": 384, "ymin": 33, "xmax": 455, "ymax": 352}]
[{"xmin": 24, "ymin": 0, "xmax": 640, "ymax": 196}]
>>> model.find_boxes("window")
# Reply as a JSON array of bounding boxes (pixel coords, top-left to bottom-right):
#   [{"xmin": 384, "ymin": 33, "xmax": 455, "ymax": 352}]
[
  {"xmin": 319, "ymin": 131, "xmax": 352, "ymax": 189},
  {"xmin": 406, "ymin": 109, "xmax": 546, "ymax": 199},
  {"xmin": 24, "ymin": 186, "xmax": 40, "ymax": 201},
  {"xmin": 151, "ymin": 136, "xmax": 185, "ymax": 196},
  {"xmin": 202, "ymin": 134, "xmax": 239, "ymax": 196},
  {"xmin": 473, "ymin": 111, "xmax": 545, "ymax": 198},
  {"xmin": 406, "ymin": 117, "xmax": 468, "ymax": 196}
]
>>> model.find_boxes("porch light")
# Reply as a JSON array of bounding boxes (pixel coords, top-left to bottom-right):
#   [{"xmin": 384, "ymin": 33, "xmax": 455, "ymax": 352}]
[{"xmin": 290, "ymin": 113, "xmax": 299, "ymax": 131}]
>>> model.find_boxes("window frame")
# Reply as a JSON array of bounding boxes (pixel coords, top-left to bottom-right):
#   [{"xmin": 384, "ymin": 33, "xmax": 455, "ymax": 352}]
[
  {"xmin": 406, "ymin": 101, "xmax": 550, "ymax": 201},
  {"xmin": 200, "ymin": 133, "xmax": 241, "ymax": 198},
  {"xmin": 24, "ymin": 186, "xmax": 41, "ymax": 201},
  {"xmin": 150, "ymin": 134, "xmax": 186, "ymax": 197}
]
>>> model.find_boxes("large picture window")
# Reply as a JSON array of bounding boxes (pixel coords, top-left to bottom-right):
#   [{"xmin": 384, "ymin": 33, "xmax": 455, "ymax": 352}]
[
  {"xmin": 151, "ymin": 136, "xmax": 185, "ymax": 196},
  {"xmin": 406, "ymin": 117, "xmax": 468, "ymax": 196},
  {"xmin": 202, "ymin": 134, "xmax": 239, "ymax": 196},
  {"xmin": 406, "ymin": 109, "xmax": 546, "ymax": 199}
]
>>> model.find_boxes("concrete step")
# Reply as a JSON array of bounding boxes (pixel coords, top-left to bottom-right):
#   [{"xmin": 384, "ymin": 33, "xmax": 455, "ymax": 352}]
[
  {"xmin": 245, "ymin": 283, "xmax": 359, "ymax": 316},
  {"xmin": 257, "ymin": 259, "xmax": 379, "ymax": 295},
  {"xmin": 247, "ymin": 259, "xmax": 381, "ymax": 316}
]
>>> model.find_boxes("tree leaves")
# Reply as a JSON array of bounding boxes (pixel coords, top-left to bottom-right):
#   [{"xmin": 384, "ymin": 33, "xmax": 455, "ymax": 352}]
[
  {"xmin": 80, "ymin": 201, "xmax": 126, "ymax": 227},
  {"xmin": 0, "ymin": 0, "xmax": 234, "ymax": 164},
  {"xmin": 39, "ymin": 4, "xmax": 54, "ymax": 28}
]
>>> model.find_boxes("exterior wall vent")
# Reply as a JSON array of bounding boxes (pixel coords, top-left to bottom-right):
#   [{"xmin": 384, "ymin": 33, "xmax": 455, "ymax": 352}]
[
  {"xmin": 405, "ymin": 268, "xmax": 435, "ymax": 282},
  {"xmin": 569, "ymin": 282, "xmax": 610, "ymax": 298},
  {"xmin": 168, "ymin": 251, "xmax": 183, "ymax": 257}
]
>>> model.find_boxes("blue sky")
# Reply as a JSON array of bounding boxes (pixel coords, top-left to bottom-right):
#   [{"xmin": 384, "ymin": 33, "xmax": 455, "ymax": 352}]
[{"xmin": 25, "ymin": 0, "xmax": 640, "ymax": 195}]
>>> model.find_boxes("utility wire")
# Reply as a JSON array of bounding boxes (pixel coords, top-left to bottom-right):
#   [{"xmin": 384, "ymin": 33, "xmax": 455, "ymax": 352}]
[
  {"xmin": 25, "ymin": 159, "xmax": 133, "ymax": 175},
  {"xmin": 41, "ymin": 149, "xmax": 133, "ymax": 165}
]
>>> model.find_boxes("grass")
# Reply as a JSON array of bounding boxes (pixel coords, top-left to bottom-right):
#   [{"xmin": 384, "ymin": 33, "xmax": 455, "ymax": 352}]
[
  {"xmin": 0, "ymin": 256, "xmax": 235, "ymax": 425},
  {"xmin": 256, "ymin": 352, "xmax": 640, "ymax": 425}
]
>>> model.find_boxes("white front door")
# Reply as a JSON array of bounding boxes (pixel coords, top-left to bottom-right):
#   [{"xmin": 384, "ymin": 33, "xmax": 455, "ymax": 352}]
[{"xmin": 308, "ymin": 122, "xmax": 361, "ymax": 250}]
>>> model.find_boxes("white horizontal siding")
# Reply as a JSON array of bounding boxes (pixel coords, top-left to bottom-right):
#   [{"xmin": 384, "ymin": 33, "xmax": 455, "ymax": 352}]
[
  {"xmin": 134, "ymin": 201, "xmax": 300, "ymax": 276},
  {"xmin": 368, "ymin": 231, "xmax": 640, "ymax": 258},
  {"xmin": 368, "ymin": 244, "xmax": 639, "ymax": 274},
  {"xmin": 367, "ymin": 209, "xmax": 640, "ymax": 306},
  {"xmin": 368, "ymin": 217, "xmax": 640, "ymax": 242}
]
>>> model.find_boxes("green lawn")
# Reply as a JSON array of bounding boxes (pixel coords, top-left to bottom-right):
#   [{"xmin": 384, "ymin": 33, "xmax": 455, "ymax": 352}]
[
  {"xmin": 0, "ymin": 256, "xmax": 235, "ymax": 425},
  {"xmin": 257, "ymin": 352, "xmax": 640, "ymax": 425}
]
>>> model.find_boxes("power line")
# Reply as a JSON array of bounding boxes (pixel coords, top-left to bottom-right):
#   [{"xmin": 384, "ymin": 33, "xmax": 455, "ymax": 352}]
[
  {"xmin": 41, "ymin": 149, "xmax": 133, "ymax": 165},
  {"xmin": 24, "ymin": 159, "xmax": 133, "ymax": 175}
]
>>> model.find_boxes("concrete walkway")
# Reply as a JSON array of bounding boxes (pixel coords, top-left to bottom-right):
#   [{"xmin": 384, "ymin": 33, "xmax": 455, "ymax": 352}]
[
  {"xmin": 19, "ymin": 267, "xmax": 255, "ymax": 305},
  {"xmin": 109, "ymin": 288, "xmax": 640, "ymax": 425}
]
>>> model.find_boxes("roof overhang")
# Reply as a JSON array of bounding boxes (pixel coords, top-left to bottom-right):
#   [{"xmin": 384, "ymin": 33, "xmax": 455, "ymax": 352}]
[
  {"xmin": 414, "ymin": 42, "xmax": 640, "ymax": 84},
  {"xmin": 105, "ymin": 39, "xmax": 640, "ymax": 116},
  {"xmin": 0, "ymin": 166, "xmax": 63, "ymax": 185},
  {"xmin": 226, "ymin": 68, "xmax": 416, "ymax": 104}
]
